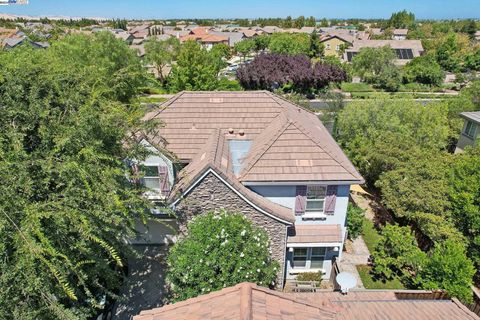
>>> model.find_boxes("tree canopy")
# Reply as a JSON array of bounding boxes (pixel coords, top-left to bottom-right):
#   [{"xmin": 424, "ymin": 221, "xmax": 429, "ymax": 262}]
[{"xmin": 0, "ymin": 32, "xmax": 151, "ymax": 319}]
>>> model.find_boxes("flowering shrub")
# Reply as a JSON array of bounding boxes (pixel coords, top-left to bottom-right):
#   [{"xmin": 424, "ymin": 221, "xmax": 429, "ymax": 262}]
[
  {"xmin": 166, "ymin": 210, "xmax": 279, "ymax": 301},
  {"xmin": 236, "ymin": 53, "xmax": 346, "ymax": 93}
]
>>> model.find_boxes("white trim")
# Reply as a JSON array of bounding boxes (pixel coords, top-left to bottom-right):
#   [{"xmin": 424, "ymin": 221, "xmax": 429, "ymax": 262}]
[
  {"xmin": 242, "ymin": 181, "xmax": 359, "ymax": 186},
  {"xmin": 171, "ymin": 168, "xmax": 294, "ymax": 225},
  {"xmin": 287, "ymin": 242, "xmax": 342, "ymax": 248}
]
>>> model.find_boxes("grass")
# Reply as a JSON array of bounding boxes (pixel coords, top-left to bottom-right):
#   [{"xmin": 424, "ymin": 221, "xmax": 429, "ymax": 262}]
[
  {"xmin": 361, "ymin": 218, "xmax": 381, "ymax": 253},
  {"xmin": 138, "ymin": 96, "xmax": 168, "ymax": 104},
  {"xmin": 341, "ymin": 82, "xmax": 374, "ymax": 93},
  {"xmin": 357, "ymin": 265, "xmax": 405, "ymax": 290}
]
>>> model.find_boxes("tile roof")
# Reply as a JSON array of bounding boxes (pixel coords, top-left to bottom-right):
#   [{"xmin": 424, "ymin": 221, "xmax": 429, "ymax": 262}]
[
  {"xmin": 287, "ymin": 225, "xmax": 343, "ymax": 244},
  {"xmin": 144, "ymin": 91, "xmax": 363, "ymax": 184},
  {"xmin": 460, "ymin": 111, "xmax": 480, "ymax": 124},
  {"xmin": 349, "ymin": 39, "xmax": 423, "ymax": 52},
  {"xmin": 133, "ymin": 282, "xmax": 336, "ymax": 320},
  {"xmin": 134, "ymin": 283, "xmax": 480, "ymax": 320},
  {"xmin": 170, "ymin": 128, "xmax": 295, "ymax": 224}
]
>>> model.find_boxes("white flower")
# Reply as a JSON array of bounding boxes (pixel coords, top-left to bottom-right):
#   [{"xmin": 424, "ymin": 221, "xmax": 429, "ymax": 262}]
[
  {"xmin": 257, "ymin": 269, "xmax": 260, "ymax": 272},
  {"xmin": 240, "ymin": 252, "xmax": 244, "ymax": 258},
  {"xmin": 200, "ymin": 259, "xmax": 203, "ymax": 263},
  {"xmin": 241, "ymin": 229, "xmax": 246, "ymax": 236},
  {"xmin": 273, "ymin": 267, "xmax": 277, "ymax": 271}
]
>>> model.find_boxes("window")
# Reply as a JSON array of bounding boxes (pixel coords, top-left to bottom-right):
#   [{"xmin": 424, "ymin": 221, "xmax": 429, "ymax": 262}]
[
  {"xmin": 310, "ymin": 247, "xmax": 327, "ymax": 269},
  {"xmin": 306, "ymin": 186, "xmax": 326, "ymax": 213},
  {"xmin": 143, "ymin": 165, "xmax": 161, "ymax": 190},
  {"xmin": 326, "ymin": 43, "xmax": 331, "ymax": 49},
  {"xmin": 293, "ymin": 248, "xmax": 308, "ymax": 268},
  {"xmin": 335, "ymin": 45, "xmax": 340, "ymax": 51},
  {"xmin": 465, "ymin": 120, "xmax": 477, "ymax": 138}
]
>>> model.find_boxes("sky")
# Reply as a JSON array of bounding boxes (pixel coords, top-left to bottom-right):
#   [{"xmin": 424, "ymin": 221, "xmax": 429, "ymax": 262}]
[{"xmin": 0, "ymin": 0, "xmax": 479, "ymax": 20}]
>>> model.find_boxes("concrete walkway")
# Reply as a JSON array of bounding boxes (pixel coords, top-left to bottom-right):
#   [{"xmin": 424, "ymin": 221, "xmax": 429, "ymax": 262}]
[
  {"xmin": 339, "ymin": 236, "xmax": 370, "ymax": 289},
  {"xmin": 112, "ymin": 245, "xmax": 169, "ymax": 320}
]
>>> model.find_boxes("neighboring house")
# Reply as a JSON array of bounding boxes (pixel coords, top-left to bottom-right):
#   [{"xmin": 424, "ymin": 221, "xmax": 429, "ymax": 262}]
[
  {"xmin": 1, "ymin": 37, "xmax": 49, "ymax": 50},
  {"xmin": 475, "ymin": 31, "xmax": 480, "ymax": 41},
  {"xmin": 319, "ymin": 35, "xmax": 353, "ymax": 57},
  {"xmin": 392, "ymin": 28, "xmax": 409, "ymax": 40},
  {"xmin": 209, "ymin": 31, "xmax": 246, "ymax": 47},
  {"xmin": 344, "ymin": 40, "xmax": 424, "ymax": 65},
  {"xmin": 114, "ymin": 31, "xmax": 134, "ymax": 45},
  {"xmin": 135, "ymin": 91, "xmax": 364, "ymax": 286},
  {"xmin": 455, "ymin": 111, "xmax": 480, "ymax": 153},
  {"xmin": 180, "ymin": 27, "xmax": 229, "ymax": 49},
  {"xmin": 261, "ymin": 26, "xmax": 284, "ymax": 34},
  {"xmin": 133, "ymin": 282, "xmax": 480, "ymax": 320}
]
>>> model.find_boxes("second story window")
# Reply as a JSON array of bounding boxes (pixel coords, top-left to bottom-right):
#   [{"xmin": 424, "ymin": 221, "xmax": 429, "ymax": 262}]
[
  {"xmin": 143, "ymin": 166, "xmax": 161, "ymax": 191},
  {"xmin": 335, "ymin": 45, "xmax": 340, "ymax": 51},
  {"xmin": 326, "ymin": 43, "xmax": 331, "ymax": 49},
  {"xmin": 306, "ymin": 186, "xmax": 326, "ymax": 213},
  {"xmin": 465, "ymin": 120, "xmax": 477, "ymax": 138}
]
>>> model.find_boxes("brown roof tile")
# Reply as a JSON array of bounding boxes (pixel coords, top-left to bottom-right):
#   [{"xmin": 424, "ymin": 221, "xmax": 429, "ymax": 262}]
[
  {"xmin": 287, "ymin": 225, "xmax": 343, "ymax": 244},
  {"xmin": 133, "ymin": 283, "xmax": 336, "ymax": 320},
  {"xmin": 144, "ymin": 91, "xmax": 363, "ymax": 184}
]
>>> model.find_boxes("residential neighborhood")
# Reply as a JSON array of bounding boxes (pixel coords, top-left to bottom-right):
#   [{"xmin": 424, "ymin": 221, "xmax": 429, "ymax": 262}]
[{"xmin": 0, "ymin": 1, "xmax": 480, "ymax": 320}]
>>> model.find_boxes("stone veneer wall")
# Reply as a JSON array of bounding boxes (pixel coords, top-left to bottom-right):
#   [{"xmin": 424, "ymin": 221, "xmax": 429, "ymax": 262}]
[{"xmin": 174, "ymin": 172, "xmax": 289, "ymax": 286}]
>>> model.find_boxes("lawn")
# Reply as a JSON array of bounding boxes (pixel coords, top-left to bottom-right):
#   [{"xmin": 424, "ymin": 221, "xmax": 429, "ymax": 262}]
[
  {"xmin": 361, "ymin": 218, "xmax": 381, "ymax": 253},
  {"xmin": 138, "ymin": 96, "xmax": 168, "ymax": 104},
  {"xmin": 357, "ymin": 265, "xmax": 405, "ymax": 290}
]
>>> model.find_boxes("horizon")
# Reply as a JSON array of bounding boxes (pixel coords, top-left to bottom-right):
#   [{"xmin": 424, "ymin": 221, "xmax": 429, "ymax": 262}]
[{"xmin": 0, "ymin": 0, "xmax": 479, "ymax": 20}]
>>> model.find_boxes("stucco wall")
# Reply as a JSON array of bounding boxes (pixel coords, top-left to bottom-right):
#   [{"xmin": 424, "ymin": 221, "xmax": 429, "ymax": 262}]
[{"xmin": 174, "ymin": 172, "xmax": 289, "ymax": 286}]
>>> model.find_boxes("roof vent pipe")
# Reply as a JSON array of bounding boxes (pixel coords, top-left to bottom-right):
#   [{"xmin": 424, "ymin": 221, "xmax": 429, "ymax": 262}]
[
  {"xmin": 238, "ymin": 129, "xmax": 245, "ymax": 137},
  {"xmin": 228, "ymin": 128, "xmax": 234, "ymax": 134}
]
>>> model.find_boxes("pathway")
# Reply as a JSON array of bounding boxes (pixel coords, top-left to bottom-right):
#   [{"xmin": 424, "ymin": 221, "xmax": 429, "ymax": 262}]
[{"xmin": 339, "ymin": 237, "xmax": 370, "ymax": 289}]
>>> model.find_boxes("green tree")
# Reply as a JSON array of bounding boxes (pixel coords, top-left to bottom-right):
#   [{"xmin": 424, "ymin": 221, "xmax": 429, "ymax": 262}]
[
  {"xmin": 305, "ymin": 16, "xmax": 316, "ymax": 27},
  {"xmin": 419, "ymin": 240, "xmax": 475, "ymax": 303},
  {"xmin": 352, "ymin": 46, "xmax": 401, "ymax": 91},
  {"xmin": 346, "ymin": 204, "xmax": 365, "ymax": 240},
  {"xmin": 372, "ymin": 225, "xmax": 426, "ymax": 283},
  {"xmin": 388, "ymin": 10, "xmax": 415, "ymax": 29},
  {"xmin": 461, "ymin": 19, "xmax": 477, "ymax": 39},
  {"xmin": 166, "ymin": 211, "xmax": 279, "ymax": 301},
  {"xmin": 294, "ymin": 16, "xmax": 305, "ymax": 29},
  {"xmin": 435, "ymin": 33, "xmax": 463, "ymax": 72},
  {"xmin": 448, "ymin": 147, "xmax": 480, "ymax": 272},
  {"xmin": 234, "ymin": 39, "xmax": 256, "ymax": 60},
  {"xmin": 464, "ymin": 49, "xmax": 480, "ymax": 71},
  {"xmin": 403, "ymin": 54, "xmax": 445, "ymax": 86},
  {"xmin": 308, "ymin": 30, "xmax": 324, "ymax": 58},
  {"xmin": 145, "ymin": 36, "xmax": 180, "ymax": 84},
  {"xmin": 268, "ymin": 33, "xmax": 311, "ymax": 55},
  {"xmin": 0, "ymin": 33, "xmax": 150, "ymax": 319},
  {"xmin": 337, "ymin": 100, "xmax": 450, "ymax": 184},
  {"xmin": 168, "ymin": 40, "xmax": 223, "ymax": 92}
]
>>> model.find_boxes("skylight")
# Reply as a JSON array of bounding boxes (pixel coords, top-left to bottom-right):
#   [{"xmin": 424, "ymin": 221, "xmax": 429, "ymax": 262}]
[{"xmin": 229, "ymin": 140, "xmax": 252, "ymax": 175}]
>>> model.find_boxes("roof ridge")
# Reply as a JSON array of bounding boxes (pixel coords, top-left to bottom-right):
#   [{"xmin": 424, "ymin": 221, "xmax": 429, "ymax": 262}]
[
  {"xmin": 238, "ymin": 113, "xmax": 291, "ymax": 179},
  {"xmin": 290, "ymin": 119, "xmax": 362, "ymax": 181},
  {"xmin": 267, "ymin": 91, "xmax": 316, "ymax": 115}
]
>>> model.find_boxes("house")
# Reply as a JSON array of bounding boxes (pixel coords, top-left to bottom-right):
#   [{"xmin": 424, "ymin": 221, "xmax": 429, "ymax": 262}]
[
  {"xmin": 319, "ymin": 35, "xmax": 353, "ymax": 57},
  {"xmin": 392, "ymin": 28, "xmax": 409, "ymax": 40},
  {"xmin": 180, "ymin": 27, "xmax": 229, "ymax": 49},
  {"xmin": 114, "ymin": 31, "xmax": 134, "ymax": 45},
  {"xmin": 475, "ymin": 31, "xmax": 480, "ymax": 41},
  {"xmin": 209, "ymin": 31, "xmax": 246, "ymax": 47},
  {"xmin": 261, "ymin": 26, "xmax": 284, "ymax": 34},
  {"xmin": 133, "ymin": 282, "xmax": 480, "ymax": 320},
  {"xmin": 344, "ymin": 40, "xmax": 424, "ymax": 65},
  {"xmin": 135, "ymin": 91, "xmax": 364, "ymax": 285},
  {"xmin": 455, "ymin": 111, "xmax": 480, "ymax": 153}
]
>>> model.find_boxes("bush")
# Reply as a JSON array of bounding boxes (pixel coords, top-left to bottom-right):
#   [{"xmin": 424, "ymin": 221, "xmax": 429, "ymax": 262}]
[
  {"xmin": 166, "ymin": 210, "xmax": 279, "ymax": 301},
  {"xmin": 346, "ymin": 204, "xmax": 365, "ymax": 239},
  {"xmin": 296, "ymin": 272, "xmax": 323, "ymax": 282}
]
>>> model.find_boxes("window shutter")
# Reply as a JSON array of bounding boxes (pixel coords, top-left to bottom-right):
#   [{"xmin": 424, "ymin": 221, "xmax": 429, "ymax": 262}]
[
  {"xmin": 295, "ymin": 186, "xmax": 307, "ymax": 215},
  {"xmin": 158, "ymin": 166, "xmax": 170, "ymax": 196},
  {"xmin": 131, "ymin": 163, "xmax": 140, "ymax": 184},
  {"xmin": 325, "ymin": 185, "xmax": 338, "ymax": 215}
]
